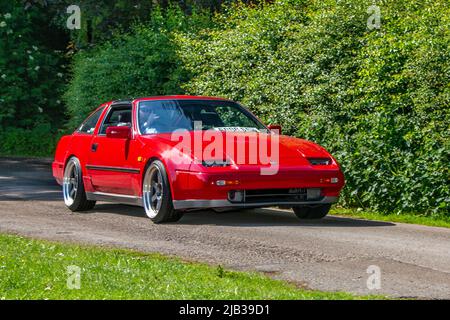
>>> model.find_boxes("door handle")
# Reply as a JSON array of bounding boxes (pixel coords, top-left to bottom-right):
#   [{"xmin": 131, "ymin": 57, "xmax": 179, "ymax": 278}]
[{"xmin": 91, "ymin": 143, "xmax": 98, "ymax": 152}]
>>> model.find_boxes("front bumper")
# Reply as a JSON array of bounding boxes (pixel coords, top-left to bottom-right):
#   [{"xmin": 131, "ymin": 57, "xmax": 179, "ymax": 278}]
[
  {"xmin": 172, "ymin": 167, "xmax": 345, "ymax": 203},
  {"xmin": 172, "ymin": 196, "xmax": 338, "ymax": 210}
]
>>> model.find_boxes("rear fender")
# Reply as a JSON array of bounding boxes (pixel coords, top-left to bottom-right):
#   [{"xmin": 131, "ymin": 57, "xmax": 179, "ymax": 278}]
[{"xmin": 52, "ymin": 135, "xmax": 73, "ymax": 184}]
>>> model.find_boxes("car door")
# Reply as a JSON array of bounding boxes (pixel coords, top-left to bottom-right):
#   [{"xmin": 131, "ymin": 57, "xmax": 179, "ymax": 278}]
[
  {"xmin": 87, "ymin": 104, "xmax": 139, "ymax": 196},
  {"xmin": 68, "ymin": 106, "xmax": 107, "ymax": 191}
]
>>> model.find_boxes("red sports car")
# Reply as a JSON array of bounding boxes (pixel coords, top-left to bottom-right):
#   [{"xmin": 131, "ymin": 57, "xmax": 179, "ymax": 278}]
[{"xmin": 53, "ymin": 96, "xmax": 345, "ymax": 223}]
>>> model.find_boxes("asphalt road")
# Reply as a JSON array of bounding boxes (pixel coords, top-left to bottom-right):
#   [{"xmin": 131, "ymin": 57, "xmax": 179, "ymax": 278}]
[{"xmin": 0, "ymin": 157, "xmax": 449, "ymax": 299}]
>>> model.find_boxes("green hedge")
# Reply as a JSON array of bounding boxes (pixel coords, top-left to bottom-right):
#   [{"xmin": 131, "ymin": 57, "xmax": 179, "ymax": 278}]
[
  {"xmin": 175, "ymin": 0, "xmax": 449, "ymax": 216},
  {"xmin": 65, "ymin": 1, "xmax": 449, "ymax": 216},
  {"xmin": 0, "ymin": 2, "xmax": 68, "ymax": 157},
  {"xmin": 0, "ymin": 1, "xmax": 67, "ymax": 129},
  {"xmin": 64, "ymin": 6, "xmax": 211, "ymax": 128},
  {"xmin": 0, "ymin": 124, "xmax": 61, "ymax": 157}
]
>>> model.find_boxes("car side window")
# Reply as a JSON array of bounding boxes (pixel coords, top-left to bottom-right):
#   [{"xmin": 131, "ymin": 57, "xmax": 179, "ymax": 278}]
[
  {"xmin": 99, "ymin": 106, "xmax": 132, "ymax": 135},
  {"xmin": 77, "ymin": 107, "xmax": 104, "ymax": 134}
]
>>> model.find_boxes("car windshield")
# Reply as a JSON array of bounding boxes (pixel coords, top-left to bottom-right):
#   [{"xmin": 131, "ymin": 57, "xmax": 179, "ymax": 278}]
[{"xmin": 138, "ymin": 99, "xmax": 268, "ymax": 134}]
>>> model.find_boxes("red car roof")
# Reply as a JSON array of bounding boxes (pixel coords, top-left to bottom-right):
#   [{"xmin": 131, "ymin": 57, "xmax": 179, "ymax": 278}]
[{"xmin": 133, "ymin": 95, "xmax": 230, "ymax": 103}]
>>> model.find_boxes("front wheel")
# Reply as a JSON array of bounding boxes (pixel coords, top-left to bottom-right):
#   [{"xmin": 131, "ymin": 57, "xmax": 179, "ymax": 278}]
[
  {"xmin": 63, "ymin": 157, "xmax": 96, "ymax": 212},
  {"xmin": 142, "ymin": 160, "xmax": 183, "ymax": 223},
  {"xmin": 292, "ymin": 204, "xmax": 331, "ymax": 220}
]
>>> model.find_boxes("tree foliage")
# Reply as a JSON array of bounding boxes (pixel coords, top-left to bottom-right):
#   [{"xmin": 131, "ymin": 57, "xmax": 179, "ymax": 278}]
[
  {"xmin": 176, "ymin": 0, "xmax": 450, "ymax": 215},
  {"xmin": 64, "ymin": 6, "xmax": 211, "ymax": 127},
  {"xmin": 0, "ymin": 1, "xmax": 68, "ymax": 156},
  {"xmin": 0, "ymin": 1, "xmax": 68, "ymax": 129}
]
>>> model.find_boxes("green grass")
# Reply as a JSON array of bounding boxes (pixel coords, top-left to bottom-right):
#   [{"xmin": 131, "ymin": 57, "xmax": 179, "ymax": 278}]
[
  {"xmin": 331, "ymin": 208, "xmax": 450, "ymax": 229},
  {"xmin": 0, "ymin": 233, "xmax": 375, "ymax": 300}
]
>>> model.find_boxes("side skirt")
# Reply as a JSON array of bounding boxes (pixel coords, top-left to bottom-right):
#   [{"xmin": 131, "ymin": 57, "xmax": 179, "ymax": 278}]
[
  {"xmin": 172, "ymin": 196, "xmax": 338, "ymax": 210},
  {"xmin": 86, "ymin": 192, "xmax": 143, "ymax": 206}
]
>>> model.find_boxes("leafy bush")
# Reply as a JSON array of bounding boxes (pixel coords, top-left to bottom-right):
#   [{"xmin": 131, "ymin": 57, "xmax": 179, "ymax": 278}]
[
  {"xmin": 0, "ymin": 1, "xmax": 67, "ymax": 129},
  {"xmin": 176, "ymin": 0, "xmax": 449, "ymax": 215},
  {"xmin": 64, "ymin": 6, "xmax": 211, "ymax": 128},
  {"xmin": 0, "ymin": 2, "xmax": 68, "ymax": 157},
  {"xmin": 0, "ymin": 124, "xmax": 62, "ymax": 157}
]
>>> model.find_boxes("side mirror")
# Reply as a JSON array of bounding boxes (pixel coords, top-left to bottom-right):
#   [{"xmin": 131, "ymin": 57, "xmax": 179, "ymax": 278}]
[
  {"xmin": 106, "ymin": 126, "xmax": 131, "ymax": 139},
  {"xmin": 268, "ymin": 124, "xmax": 282, "ymax": 135}
]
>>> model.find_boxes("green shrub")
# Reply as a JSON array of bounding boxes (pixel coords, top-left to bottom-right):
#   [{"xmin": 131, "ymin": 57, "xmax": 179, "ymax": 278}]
[
  {"xmin": 0, "ymin": 124, "xmax": 62, "ymax": 157},
  {"xmin": 0, "ymin": 1, "xmax": 67, "ymax": 129},
  {"xmin": 176, "ymin": 0, "xmax": 449, "ymax": 216},
  {"xmin": 64, "ymin": 6, "xmax": 211, "ymax": 128}
]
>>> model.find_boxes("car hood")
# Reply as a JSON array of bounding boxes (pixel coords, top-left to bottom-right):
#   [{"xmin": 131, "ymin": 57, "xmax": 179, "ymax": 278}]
[{"xmin": 140, "ymin": 131, "xmax": 333, "ymax": 167}]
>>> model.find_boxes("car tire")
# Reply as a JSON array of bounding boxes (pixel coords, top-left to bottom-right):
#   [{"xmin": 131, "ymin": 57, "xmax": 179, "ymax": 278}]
[
  {"xmin": 142, "ymin": 160, "xmax": 183, "ymax": 224},
  {"xmin": 63, "ymin": 157, "xmax": 96, "ymax": 212},
  {"xmin": 292, "ymin": 204, "xmax": 331, "ymax": 220}
]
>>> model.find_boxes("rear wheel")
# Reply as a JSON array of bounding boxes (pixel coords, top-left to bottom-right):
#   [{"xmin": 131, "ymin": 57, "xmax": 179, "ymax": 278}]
[
  {"xmin": 292, "ymin": 204, "xmax": 331, "ymax": 220},
  {"xmin": 63, "ymin": 157, "xmax": 96, "ymax": 212},
  {"xmin": 142, "ymin": 160, "xmax": 183, "ymax": 223}
]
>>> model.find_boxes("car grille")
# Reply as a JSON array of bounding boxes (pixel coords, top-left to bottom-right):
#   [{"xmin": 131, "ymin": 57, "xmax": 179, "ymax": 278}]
[{"xmin": 228, "ymin": 188, "xmax": 322, "ymax": 204}]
